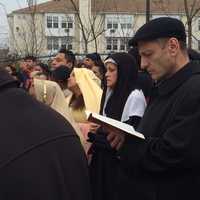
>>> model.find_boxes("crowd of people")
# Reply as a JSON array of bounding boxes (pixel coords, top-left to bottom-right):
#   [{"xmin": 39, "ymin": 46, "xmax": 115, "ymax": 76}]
[{"xmin": 1, "ymin": 17, "xmax": 200, "ymax": 200}]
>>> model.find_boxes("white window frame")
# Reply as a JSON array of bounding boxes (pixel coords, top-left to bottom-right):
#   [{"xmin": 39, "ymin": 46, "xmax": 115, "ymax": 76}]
[
  {"xmin": 47, "ymin": 36, "xmax": 73, "ymax": 51},
  {"xmin": 47, "ymin": 16, "xmax": 53, "ymax": 28}
]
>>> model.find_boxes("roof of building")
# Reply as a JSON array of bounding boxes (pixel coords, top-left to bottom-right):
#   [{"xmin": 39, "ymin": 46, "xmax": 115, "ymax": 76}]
[
  {"xmin": 11, "ymin": 0, "xmax": 199, "ymax": 15},
  {"xmin": 12, "ymin": 0, "xmax": 78, "ymax": 14}
]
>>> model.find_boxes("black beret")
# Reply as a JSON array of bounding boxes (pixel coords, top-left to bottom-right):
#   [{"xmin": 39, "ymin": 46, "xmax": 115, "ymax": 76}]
[{"xmin": 130, "ymin": 17, "xmax": 186, "ymax": 46}]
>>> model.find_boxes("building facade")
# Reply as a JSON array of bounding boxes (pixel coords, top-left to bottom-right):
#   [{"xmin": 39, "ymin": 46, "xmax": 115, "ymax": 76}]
[{"xmin": 7, "ymin": 0, "xmax": 200, "ymax": 57}]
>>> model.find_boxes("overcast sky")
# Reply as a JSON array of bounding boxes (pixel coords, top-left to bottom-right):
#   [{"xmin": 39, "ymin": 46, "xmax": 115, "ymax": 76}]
[
  {"xmin": 0, "ymin": 0, "xmax": 49, "ymax": 28},
  {"xmin": 0, "ymin": 0, "xmax": 49, "ymax": 47}
]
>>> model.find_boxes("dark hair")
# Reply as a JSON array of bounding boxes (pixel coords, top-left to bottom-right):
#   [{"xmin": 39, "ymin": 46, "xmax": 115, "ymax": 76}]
[
  {"xmin": 59, "ymin": 48, "xmax": 76, "ymax": 67},
  {"xmin": 179, "ymin": 40, "xmax": 187, "ymax": 50},
  {"xmin": 69, "ymin": 94, "xmax": 85, "ymax": 110},
  {"xmin": 128, "ymin": 47, "xmax": 141, "ymax": 68},
  {"xmin": 76, "ymin": 62, "xmax": 87, "ymax": 68},
  {"xmin": 86, "ymin": 52, "xmax": 101, "ymax": 62},
  {"xmin": 38, "ymin": 63, "xmax": 51, "ymax": 76},
  {"xmin": 94, "ymin": 61, "xmax": 106, "ymax": 88},
  {"xmin": 24, "ymin": 55, "xmax": 36, "ymax": 62},
  {"xmin": 86, "ymin": 52, "xmax": 106, "ymax": 86}
]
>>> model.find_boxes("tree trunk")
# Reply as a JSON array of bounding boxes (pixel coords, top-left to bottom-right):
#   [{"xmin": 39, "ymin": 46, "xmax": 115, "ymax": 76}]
[
  {"xmin": 84, "ymin": 40, "xmax": 88, "ymax": 54},
  {"xmin": 187, "ymin": 20, "xmax": 192, "ymax": 49}
]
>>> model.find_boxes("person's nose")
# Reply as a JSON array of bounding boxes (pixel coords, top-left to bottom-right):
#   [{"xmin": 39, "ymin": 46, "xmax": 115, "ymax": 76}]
[
  {"xmin": 140, "ymin": 57, "xmax": 149, "ymax": 70},
  {"xmin": 105, "ymin": 71, "xmax": 109, "ymax": 78}
]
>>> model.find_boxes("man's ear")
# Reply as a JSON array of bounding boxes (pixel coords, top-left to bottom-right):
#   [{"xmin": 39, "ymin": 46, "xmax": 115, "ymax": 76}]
[{"xmin": 168, "ymin": 37, "xmax": 179, "ymax": 56}]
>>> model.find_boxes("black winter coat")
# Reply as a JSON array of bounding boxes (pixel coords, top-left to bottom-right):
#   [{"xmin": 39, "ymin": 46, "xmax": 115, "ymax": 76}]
[
  {"xmin": 0, "ymin": 69, "xmax": 91, "ymax": 200},
  {"xmin": 119, "ymin": 61, "xmax": 200, "ymax": 200}
]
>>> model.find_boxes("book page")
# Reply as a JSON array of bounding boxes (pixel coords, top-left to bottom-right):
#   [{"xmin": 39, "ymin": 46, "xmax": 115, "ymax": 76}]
[{"xmin": 85, "ymin": 111, "xmax": 145, "ymax": 139}]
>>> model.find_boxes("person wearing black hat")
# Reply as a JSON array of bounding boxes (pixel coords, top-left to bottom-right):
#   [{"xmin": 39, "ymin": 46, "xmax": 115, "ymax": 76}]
[{"xmin": 102, "ymin": 17, "xmax": 200, "ymax": 200}]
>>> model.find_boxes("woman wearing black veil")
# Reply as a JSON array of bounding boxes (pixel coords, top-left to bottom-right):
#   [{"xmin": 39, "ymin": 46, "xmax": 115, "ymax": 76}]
[{"xmin": 88, "ymin": 52, "xmax": 147, "ymax": 200}]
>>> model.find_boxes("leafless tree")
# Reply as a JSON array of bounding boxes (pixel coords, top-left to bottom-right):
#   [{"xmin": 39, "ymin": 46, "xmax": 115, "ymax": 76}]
[
  {"xmin": 184, "ymin": 0, "xmax": 200, "ymax": 48},
  {"xmin": 69, "ymin": 0, "xmax": 106, "ymax": 53},
  {"xmin": 8, "ymin": 1, "xmax": 46, "ymax": 57},
  {"xmin": 100, "ymin": 0, "xmax": 139, "ymax": 53},
  {"xmin": 152, "ymin": 0, "xmax": 200, "ymax": 49}
]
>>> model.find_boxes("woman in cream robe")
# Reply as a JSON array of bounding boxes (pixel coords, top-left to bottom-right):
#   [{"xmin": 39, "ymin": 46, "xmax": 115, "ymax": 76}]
[
  {"xmin": 29, "ymin": 78, "xmax": 87, "ymax": 153},
  {"xmin": 66, "ymin": 68, "xmax": 103, "ymax": 153}
]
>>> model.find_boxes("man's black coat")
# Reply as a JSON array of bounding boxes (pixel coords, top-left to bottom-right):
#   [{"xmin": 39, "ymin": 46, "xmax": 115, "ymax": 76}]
[
  {"xmin": 119, "ymin": 61, "xmax": 200, "ymax": 200},
  {"xmin": 0, "ymin": 69, "xmax": 91, "ymax": 200}
]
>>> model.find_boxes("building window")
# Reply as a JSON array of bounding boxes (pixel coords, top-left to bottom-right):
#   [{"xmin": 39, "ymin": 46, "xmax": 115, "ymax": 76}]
[
  {"xmin": 47, "ymin": 37, "xmax": 53, "ymax": 50},
  {"xmin": 107, "ymin": 23, "xmax": 112, "ymax": 29},
  {"xmin": 61, "ymin": 16, "xmax": 67, "ymax": 28},
  {"xmin": 121, "ymin": 23, "xmax": 132, "ymax": 29},
  {"xmin": 47, "ymin": 37, "xmax": 59, "ymax": 50},
  {"xmin": 120, "ymin": 37, "xmax": 130, "ymax": 51},
  {"xmin": 106, "ymin": 38, "xmax": 112, "ymax": 50},
  {"xmin": 47, "ymin": 36, "xmax": 73, "ymax": 51},
  {"xmin": 107, "ymin": 22, "xmax": 118, "ymax": 29},
  {"xmin": 106, "ymin": 37, "xmax": 130, "ymax": 52},
  {"xmin": 106, "ymin": 15, "xmax": 133, "ymax": 32},
  {"xmin": 67, "ymin": 16, "xmax": 73, "ymax": 29},
  {"xmin": 53, "ymin": 37, "xmax": 59, "ymax": 49},
  {"xmin": 61, "ymin": 16, "xmax": 74, "ymax": 29},
  {"xmin": 47, "ymin": 16, "xmax": 52, "ymax": 28},
  {"xmin": 68, "ymin": 22, "xmax": 73, "ymax": 29},
  {"xmin": 120, "ymin": 44, "xmax": 125, "ymax": 51},
  {"xmin": 106, "ymin": 38, "xmax": 118, "ymax": 51},
  {"xmin": 120, "ymin": 38, "xmax": 126, "ymax": 50},
  {"xmin": 113, "ymin": 38, "xmax": 118, "ymax": 50},
  {"xmin": 106, "ymin": 18, "xmax": 118, "ymax": 30},
  {"xmin": 127, "ymin": 23, "xmax": 132, "ymax": 29},
  {"xmin": 121, "ymin": 23, "xmax": 126, "ymax": 29},
  {"xmin": 113, "ymin": 23, "xmax": 118, "ymax": 29},
  {"xmin": 68, "ymin": 44, "xmax": 73, "ymax": 50},
  {"xmin": 53, "ymin": 16, "xmax": 59, "ymax": 28},
  {"xmin": 61, "ymin": 37, "xmax": 67, "ymax": 49}
]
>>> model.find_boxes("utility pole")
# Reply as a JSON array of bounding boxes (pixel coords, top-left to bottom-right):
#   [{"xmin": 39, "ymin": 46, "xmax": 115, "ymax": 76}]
[{"xmin": 146, "ymin": 0, "xmax": 150, "ymax": 23}]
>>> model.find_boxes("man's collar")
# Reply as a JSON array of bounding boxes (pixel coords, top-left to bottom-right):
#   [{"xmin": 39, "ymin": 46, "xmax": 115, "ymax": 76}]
[{"xmin": 156, "ymin": 61, "xmax": 200, "ymax": 96}]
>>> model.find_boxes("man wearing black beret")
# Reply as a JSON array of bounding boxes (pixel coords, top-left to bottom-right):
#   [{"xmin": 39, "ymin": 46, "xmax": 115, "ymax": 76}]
[{"xmin": 103, "ymin": 17, "xmax": 200, "ymax": 200}]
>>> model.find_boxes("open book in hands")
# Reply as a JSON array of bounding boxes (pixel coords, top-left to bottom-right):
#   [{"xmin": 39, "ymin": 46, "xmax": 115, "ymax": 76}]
[{"xmin": 85, "ymin": 110, "xmax": 145, "ymax": 140}]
